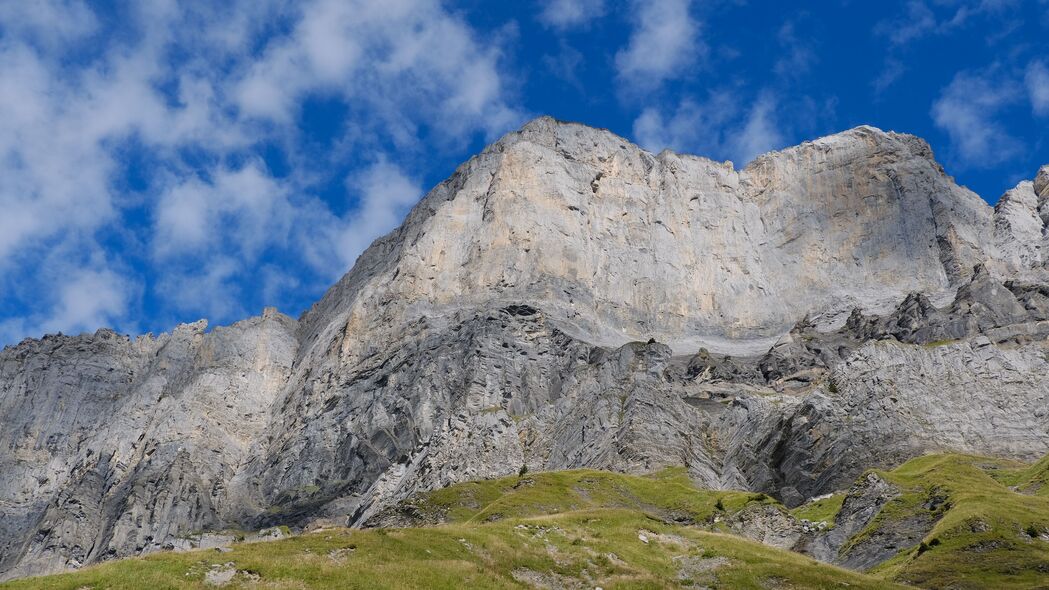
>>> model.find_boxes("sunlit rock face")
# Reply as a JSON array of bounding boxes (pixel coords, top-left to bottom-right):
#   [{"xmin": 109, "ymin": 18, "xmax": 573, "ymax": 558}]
[
  {"xmin": 2, "ymin": 117, "xmax": 1048, "ymax": 580},
  {"xmin": 299, "ymin": 117, "xmax": 999, "ymax": 361}
]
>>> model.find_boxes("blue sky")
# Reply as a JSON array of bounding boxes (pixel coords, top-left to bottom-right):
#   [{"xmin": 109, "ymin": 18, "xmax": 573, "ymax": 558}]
[{"xmin": 0, "ymin": 0, "xmax": 1047, "ymax": 344}]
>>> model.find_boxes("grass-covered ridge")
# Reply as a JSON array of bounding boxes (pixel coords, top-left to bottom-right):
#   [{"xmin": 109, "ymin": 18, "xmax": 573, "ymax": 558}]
[
  {"xmin": 2, "ymin": 468, "xmax": 902, "ymax": 590},
  {"xmin": 381, "ymin": 467, "xmax": 774, "ymax": 527},
  {"xmin": 0, "ymin": 510, "xmax": 908, "ymax": 590},
  {"xmin": 6, "ymin": 454, "xmax": 1049, "ymax": 589},
  {"xmin": 790, "ymin": 492, "xmax": 845, "ymax": 527},
  {"xmin": 854, "ymin": 454, "xmax": 1049, "ymax": 589}
]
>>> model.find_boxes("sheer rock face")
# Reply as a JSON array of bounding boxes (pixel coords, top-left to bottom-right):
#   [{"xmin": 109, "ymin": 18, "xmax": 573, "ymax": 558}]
[
  {"xmin": 297, "ymin": 118, "xmax": 996, "ymax": 361},
  {"xmin": 1, "ymin": 118, "xmax": 1048, "ymax": 579},
  {"xmin": 0, "ymin": 311, "xmax": 297, "ymax": 579}
]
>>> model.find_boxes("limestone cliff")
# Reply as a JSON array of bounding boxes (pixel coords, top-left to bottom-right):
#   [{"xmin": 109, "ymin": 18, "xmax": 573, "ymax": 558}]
[{"xmin": 1, "ymin": 117, "xmax": 1047, "ymax": 580}]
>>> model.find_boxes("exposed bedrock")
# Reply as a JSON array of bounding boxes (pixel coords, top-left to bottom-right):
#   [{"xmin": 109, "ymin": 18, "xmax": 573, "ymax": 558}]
[{"xmin": 2, "ymin": 117, "xmax": 1048, "ymax": 579}]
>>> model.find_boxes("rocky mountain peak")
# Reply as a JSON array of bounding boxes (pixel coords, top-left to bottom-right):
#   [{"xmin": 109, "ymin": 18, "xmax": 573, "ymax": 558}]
[
  {"xmin": 1036, "ymin": 164, "xmax": 1049, "ymax": 198},
  {"xmin": 294, "ymin": 118, "xmax": 1016, "ymax": 375},
  {"xmin": 2, "ymin": 118, "xmax": 1049, "ymax": 582}
]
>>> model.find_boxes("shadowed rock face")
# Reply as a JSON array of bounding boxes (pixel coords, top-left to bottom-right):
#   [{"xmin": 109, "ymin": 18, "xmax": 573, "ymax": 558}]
[
  {"xmin": 0, "ymin": 311, "xmax": 297, "ymax": 579},
  {"xmin": 2, "ymin": 117, "xmax": 1048, "ymax": 580}
]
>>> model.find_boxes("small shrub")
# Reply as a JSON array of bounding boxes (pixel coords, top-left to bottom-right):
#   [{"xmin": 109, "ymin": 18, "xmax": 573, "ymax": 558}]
[
  {"xmin": 715, "ymin": 498, "xmax": 725, "ymax": 511},
  {"xmin": 518, "ymin": 464, "xmax": 529, "ymax": 477},
  {"xmin": 1026, "ymin": 525, "xmax": 1040, "ymax": 538}
]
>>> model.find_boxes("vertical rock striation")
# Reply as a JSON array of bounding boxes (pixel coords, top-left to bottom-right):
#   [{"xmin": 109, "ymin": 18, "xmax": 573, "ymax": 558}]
[{"xmin": 1, "ymin": 117, "xmax": 1048, "ymax": 579}]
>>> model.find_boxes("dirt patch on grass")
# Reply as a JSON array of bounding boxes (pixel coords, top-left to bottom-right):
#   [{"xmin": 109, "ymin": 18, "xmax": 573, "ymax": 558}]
[
  {"xmin": 510, "ymin": 567, "xmax": 584, "ymax": 589},
  {"xmin": 673, "ymin": 555, "xmax": 728, "ymax": 588}
]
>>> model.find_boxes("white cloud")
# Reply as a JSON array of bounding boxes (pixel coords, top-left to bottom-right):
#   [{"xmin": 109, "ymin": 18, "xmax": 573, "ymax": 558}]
[
  {"xmin": 235, "ymin": 0, "xmax": 521, "ymax": 142},
  {"xmin": 615, "ymin": 0, "xmax": 702, "ymax": 91},
  {"xmin": 873, "ymin": 59, "xmax": 906, "ymax": 93},
  {"xmin": 632, "ymin": 90, "xmax": 784, "ymax": 166},
  {"xmin": 153, "ymin": 162, "xmax": 291, "ymax": 261},
  {"xmin": 0, "ymin": 245, "xmax": 138, "ymax": 342},
  {"xmin": 773, "ymin": 22, "xmax": 815, "ymax": 79},
  {"xmin": 334, "ymin": 159, "xmax": 423, "ymax": 271},
  {"xmin": 875, "ymin": 0, "xmax": 1020, "ymax": 46},
  {"xmin": 0, "ymin": 0, "xmax": 98, "ymax": 48},
  {"xmin": 931, "ymin": 70, "xmax": 1022, "ymax": 167},
  {"xmin": 734, "ymin": 93, "xmax": 785, "ymax": 165},
  {"xmin": 537, "ymin": 0, "xmax": 606, "ymax": 29},
  {"xmin": 39, "ymin": 268, "xmax": 133, "ymax": 336},
  {"xmin": 156, "ymin": 258, "xmax": 244, "ymax": 322},
  {"xmin": 1027, "ymin": 60, "xmax": 1049, "ymax": 116},
  {"xmin": 0, "ymin": 0, "xmax": 522, "ymax": 342},
  {"xmin": 633, "ymin": 93, "xmax": 735, "ymax": 156},
  {"xmin": 876, "ymin": 0, "xmax": 938, "ymax": 46}
]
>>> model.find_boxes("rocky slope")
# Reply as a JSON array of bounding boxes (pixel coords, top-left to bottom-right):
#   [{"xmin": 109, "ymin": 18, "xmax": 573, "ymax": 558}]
[
  {"xmin": 1, "ymin": 117, "xmax": 1048, "ymax": 580},
  {"xmin": 0, "ymin": 468, "xmax": 913, "ymax": 590},
  {"xmin": 10, "ymin": 455, "xmax": 1043, "ymax": 589}
]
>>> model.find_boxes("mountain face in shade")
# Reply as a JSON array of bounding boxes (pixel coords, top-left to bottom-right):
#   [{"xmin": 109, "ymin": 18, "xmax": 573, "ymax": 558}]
[{"xmin": 2, "ymin": 117, "xmax": 1048, "ymax": 580}]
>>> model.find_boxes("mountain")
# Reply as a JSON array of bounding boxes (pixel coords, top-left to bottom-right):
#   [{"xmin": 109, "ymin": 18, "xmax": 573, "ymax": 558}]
[
  {"xmin": 5, "ymin": 453, "xmax": 1047, "ymax": 589},
  {"xmin": 0, "ymin": 467, "xmax": 916, "ymax": 590},
  {"xmin": 1, "ymin": 117, "xmax": 1048, "ymax": 583}
]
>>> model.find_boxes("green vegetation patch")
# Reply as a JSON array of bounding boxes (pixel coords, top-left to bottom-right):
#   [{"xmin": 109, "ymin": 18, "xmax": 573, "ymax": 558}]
[
  {"xmin": 854, "ymin": 453, "xmax": 1049, "ymax": 589},
  {"xmin": 988, "ymin": 453, "xmax": 1049, "ymax": 497},
  {"xmin": 791, "ymin": 492, "xmax": 846, "ymax": 527},
  {"xmin": 1, "ymin": 509, "xmax": 907, "ymax": 590},
  {"xmin": 8, "ymin": 454, "xmax": 1049, "ymax": 589},
  {"xmin": 401, "ymin": 467, "xmax": 768, "ymax": 526}
]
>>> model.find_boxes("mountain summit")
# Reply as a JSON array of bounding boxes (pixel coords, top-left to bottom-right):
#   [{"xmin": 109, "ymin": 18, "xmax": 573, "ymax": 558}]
[{"xmin": 2, "ymin": 118, "xmax": 1048, "ymax": 581}]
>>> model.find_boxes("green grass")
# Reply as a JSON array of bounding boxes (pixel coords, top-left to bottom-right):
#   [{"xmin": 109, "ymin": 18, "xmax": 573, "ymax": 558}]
[
  {"xmin": 398, "ymin": 467, "xmax": 772, "ymax": 527},
  {"xmin": 988, "ymin": 454, "xmax": 1049, "ymax": 497},
  {"xmin": 850, "ymin": 454, "xmax": 1049, "ymax": 589},
  {"xmin": 7, "ymin": 455, "xmax": 1049, "ymax": 589},
  {"xmin": 791, "ymin": 492, "xmax": 846, "ymax": 527},
  {"xmin": 0, "ymin": 468, "xmax": 904, "ymax": 590},
  {"xmin": 0, "ymin": 508, "xmax": 907, "ymax": 590}
]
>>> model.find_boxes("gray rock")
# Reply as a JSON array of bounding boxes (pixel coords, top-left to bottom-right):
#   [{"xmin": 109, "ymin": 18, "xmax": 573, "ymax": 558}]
[
  {"xmin": 2, "ymin": 118, "xmax": 1049, "ymax": 580},
  {"xmin": 803, "ymin": 473, "xmax": 901, "ymax": 564},
  {"xmin": 0, "ymin": 311, "xmax": 297, "ymax": 579},
  {"xmin": 1035, "ymin": 164, "xmax": 1049, "ymax": 200}
]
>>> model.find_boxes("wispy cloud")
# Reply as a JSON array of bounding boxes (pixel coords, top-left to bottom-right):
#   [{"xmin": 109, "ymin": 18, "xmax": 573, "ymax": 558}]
[
  {"xmin": 39, "ymin": 268, "xmax": 135, "ymax": 336},
  {"xmin": 734, "ymin": 93, "xmax": 786, "ymax": 164},
  {"xmin": 0, "ymin": 0, "xmax": 98, "ymax": 47},
  {"xmin": 537, "ymin": 0, "xmax": 606, "ymax": 30},
  {"xmin": 0, "ymin": 0, "xmax": 522, "ymax": 341},
  {"xmin": 875, "ymin": 0, "xmax": 1020, "ymax": 47},
  {"xmin": 931, "ymin": 69, "xmax": 1022, "ymax": 167},
  {"xmin": 873, "ymin": 59, "xmax": 906, "ymax": 94},
  {"xmin": 632, "ymin": 90, "xmax": 785, "ymax": 166},
  {"xmin": 875, "ymin": 0, "xmax": 938, "ymax": 46},
  {"xmin": 773, "ymin": 21, "xmax": 816, "ymax": 80},
  {"xmin": 615, "ymin": 0, "xmax": 703, "ymax": 92},
  {"xmin": 333, "ymin": 160, "xmax": 423, "ymax": 270},
  {"xmin": 152, "ymin": 162, "xmax": 292, "ymax": 262},
  {"xmin": 872, "ymin": 0, "xmax": 1023, "ymax": 93},
  {"xmin": 1027, "ymin": 60, "xmax": 1049, "ymax": 116}
]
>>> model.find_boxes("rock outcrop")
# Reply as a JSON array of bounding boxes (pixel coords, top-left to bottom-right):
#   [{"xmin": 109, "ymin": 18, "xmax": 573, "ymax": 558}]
[
  {"xmin": 1, "ymin": 117, "xmax": 1048, "ymax": 580},
  {"xmin": 0, "ymin": 311, "xmax": 297, "ymax": 579}
]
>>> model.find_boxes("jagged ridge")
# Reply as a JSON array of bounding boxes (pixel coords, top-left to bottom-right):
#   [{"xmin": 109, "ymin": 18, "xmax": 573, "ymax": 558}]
[{"xmin": 1, "ymin": 117, "xmax": 1048, "ymax": 581}]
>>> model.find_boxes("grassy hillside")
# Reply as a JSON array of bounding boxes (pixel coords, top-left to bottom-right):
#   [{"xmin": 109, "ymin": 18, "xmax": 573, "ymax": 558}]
[
  {"xmin": 847, "ymin": 454, "xmax": 1049, "ymax": 589},
  {"xmin": 0, "ymin": 510, "xmax": 909, "ymax": 590},
  {"xmin": 5, "ymin": 454, "xmax": 1049, "ymax": 589},
  {"xmin": 2, "ymin": 469, "xmax": 903, "ymax": 590},
  {"xmin": 376, "ymin": 467, "xmax": 772, "ymax": 526}
]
